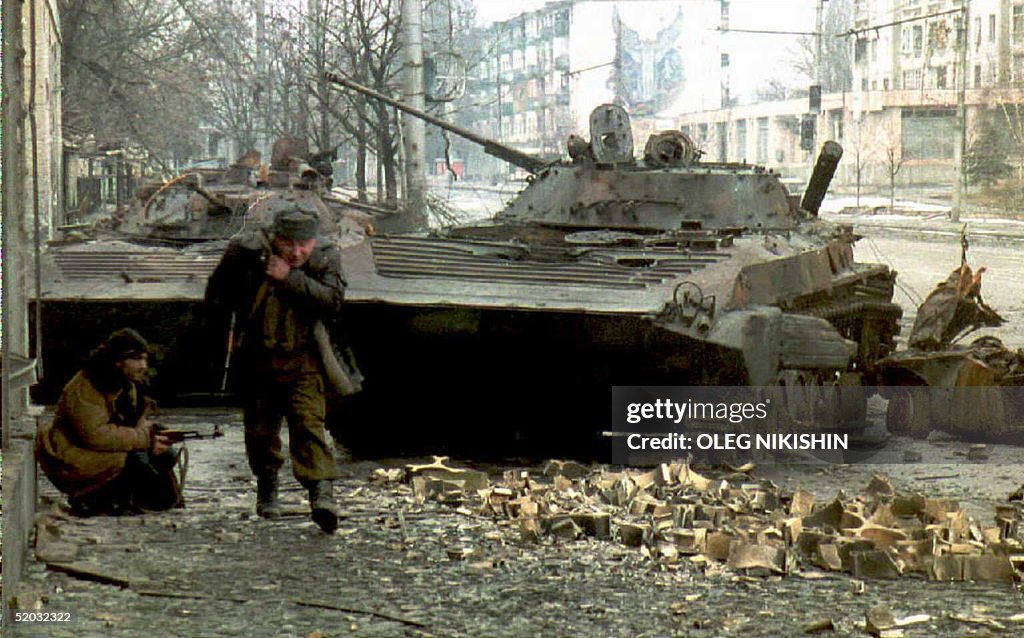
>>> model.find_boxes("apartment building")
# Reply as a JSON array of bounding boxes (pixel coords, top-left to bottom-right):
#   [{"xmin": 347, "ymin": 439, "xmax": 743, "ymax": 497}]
[
  {"xmin": 678, "ymin": 0, "xmax": 1024, "ymax": 188},
  {"xmin": 457, "ymin": 0, "xmax": 727, "ymax": 181}
]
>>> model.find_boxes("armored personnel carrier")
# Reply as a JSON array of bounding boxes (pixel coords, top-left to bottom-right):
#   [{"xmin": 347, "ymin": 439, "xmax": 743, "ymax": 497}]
[
  {"xmin": 32, "ymin": 140, "xmax": 371, "ymax": 401},
  {"xmin": 34, "ymin": 78, "xmax": 902, "ymax": 455},
  {"xmin": 319, "ymin": 74, "xmax": 902, "ymax": 453}
]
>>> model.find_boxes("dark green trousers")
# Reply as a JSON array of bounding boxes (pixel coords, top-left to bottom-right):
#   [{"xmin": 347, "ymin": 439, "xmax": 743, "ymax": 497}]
[{"xmin": 243, "ymin": 353, "xmax": 337, "ymax": 483}]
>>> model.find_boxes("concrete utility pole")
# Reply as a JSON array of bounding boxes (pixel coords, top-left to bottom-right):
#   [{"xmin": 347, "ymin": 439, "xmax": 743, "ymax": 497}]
[
  {"xmin": 401, "ymin": 0, "xmax": 428, "ymax": 228},
  {"xmin": 816, "ymin": 0, "xmax": 825, "ymax": 88},
  {"xmin": 951, "ymin": 0, "xmax": 969, "ymax": 222}
]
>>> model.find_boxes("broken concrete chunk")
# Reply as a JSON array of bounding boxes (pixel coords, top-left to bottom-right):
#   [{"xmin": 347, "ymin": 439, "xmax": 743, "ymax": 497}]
[
  {"xmin": 961, "ymin": 554, "xmax": 1016, "ymax": 581},
  {"xmin": 922, "ymin": 498, "xmax": 960, "ymax": 524},
  {"xmin": 670, "ymin": 528, "xmax": 707, "ymax": 555},
  {"xmin": 891, "ymin": 494, "xmax": 926, "ymax": 518},
  {"xmin": 542, "ymin": 459, "xmax": 589, "ymax": 480},
  {"xmin": 405, "ymin": 457, "xmax": 488, "ymax": 491},
  {"xmin": 815, "ymin": 544, "xmax": 843, "ymax": 571},
  {"xmin": 803, "ymin": 498, "xmax": 844, "ymax": 529},
  {"xmin": 857, "ymin": 525, "xmax": 909, "ymax": 550},
  {"xmin": 865, "ymin": 605, "xmax": 896, "ymax": 636},
  {"xmin": 676, "ymin": 464, "xmax": 712, "ymax": 491},
  {"xmin": 548, "ymin": 517, "xmax": 582, "ymax": 541},
  {"xmin": 851, "ymin": 550, "xmax": 902, "ymax": 579},
  {"xmin": 789, "ymin": 488, "xmax": 815, "ymax": 516},
  {"xmin": 411, "ymin": 476, "xmax": 464, "ymax": 502},
  {"xmin": 891, "ymin": 540, "xmax": 931, "ymax": 574},
  {"xmin": 369, "ymin": 467, "xmax": 405, "ymax": 483},
  {"xmin": 570, "ymin": 512, "xmax": 611, "ymax": 539},
  {"xmin": 35, "ymin": 541, "xmax": 80, "ymax": 564},
  {"xmin": 802, "ymin": 618, "xmax": 835, "ymax": 633},
  {"xmin": 519, "ymin": 517, "xmax": 541, "ymax": 544},
  {"xmin": 926, "ymin": 554, "xmax": 964, "ymax": 581},
  {"xmin": 726, "ymin": 542, "xmax": 788, "ymax": 574},
  {"xmin": 617, "ymin": 521, "xmax": 646, "ymax": 547},
  {"xmin": 902, "ymin": 450, "xmax": 923, "ymax": 462},
  {"xmin": 705, "ymin": 532, "xmax": 735, "ymax": 561},
  {"xmin": 864, "ymin": 475, "xmax": 895, "ymax": 498},
  {"xmin": 966, "ymin": 444, "xmax": 989, "ymax": 461}
]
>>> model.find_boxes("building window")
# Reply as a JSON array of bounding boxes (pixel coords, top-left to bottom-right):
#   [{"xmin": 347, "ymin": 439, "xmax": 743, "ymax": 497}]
[
  {"xmin": 902, "ymin": 68, "xmax": 923, "ymax": 89},
  {"xmin": 935, "ymin": 66, "xmax": 947, "ymax": 89},
  {"xmin": 901, "ymin": 108, "xmax": 955, "ymax": 160},
  {"xmin": 974, "ymin": 16, "xmax": 982, "ymax": 48},
  {"xmin": 883, "ymin": 78, "xmax": 889, "ymax": 90},
  {"xmin": 829, "ymin": 110, "xmax": 844, "ymax": 142},
  {"xmin": 735, "ymin": 120, "xmax": 747, "ymax": 161},
  {"xmin": 698, "ymin": 123, "xmax": 709, "ymax": 146},
  {"xmin": 862, "ymin": 77, "xmax": 869, "ymax": 90},
  {"xmin": 716, "ymin": 121, "xmax": 728, "ymax": 162},
  {"xmin": 903, "ymin": 25, "xmax": 924, "ymax": 56},
  {"xmin": 756, "ymin": 118, "xmax": 768, "ymax": 164},
  {"xmin": 975, "ymin": 64, "xmax": 982, "ymax": 88},
  {"xmin": 989, "ymin": 14, "xmax": 996, "ymax": 42},
  {"xmin": 1014, "ymin": 5, "xmax": 1024, "ymax": 43},
  {"xmin": 1014, "ymin": 54, "xmax": 1024, "ymax": 82}
]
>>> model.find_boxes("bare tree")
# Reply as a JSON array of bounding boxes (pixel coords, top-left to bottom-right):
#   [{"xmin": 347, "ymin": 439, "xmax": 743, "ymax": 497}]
[
  {"xmin": 60, "ymin": 0, "xmax": 210, "ymax": 170},
  {"xmin": 789, "ymin": 0, "xmax": 854, "ymax": 93},
  {"xmin": 846, "ymin": 119, "xmax": 870, "ymax": 208},
  {"xmin": 884, "ymin": 145, "xmax": 904, "ymax": 214}
]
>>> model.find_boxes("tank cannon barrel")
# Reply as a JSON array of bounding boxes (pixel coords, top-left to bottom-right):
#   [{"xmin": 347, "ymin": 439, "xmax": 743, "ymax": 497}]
[
  {"xmin": 801, "ymin": 141, "xmax": 843, "ymax": 216},
  {"xmin": 323, "ymin": 71, "xmax": 548, "ymax": 174}
]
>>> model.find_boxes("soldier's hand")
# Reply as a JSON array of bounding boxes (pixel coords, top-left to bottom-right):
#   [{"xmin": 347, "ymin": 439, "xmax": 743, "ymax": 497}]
[
  {"xmin": 266, "ymin": 254, "xmax": 291, "ymax": 281},
  {"xmin": 152, "ymin": 432, "xmax": 174, "ymax": 455}
]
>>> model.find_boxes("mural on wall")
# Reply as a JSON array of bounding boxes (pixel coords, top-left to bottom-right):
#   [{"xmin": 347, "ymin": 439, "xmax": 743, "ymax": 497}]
[{"xmin": 609, "ymin": 7, "xmax": 685, "ymax": 116}]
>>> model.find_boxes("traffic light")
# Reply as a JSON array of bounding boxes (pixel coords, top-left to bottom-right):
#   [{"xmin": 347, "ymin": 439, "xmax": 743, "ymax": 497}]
[
  {"xmin": 809, "ymin": 84, "xmax": 821, "ymax": 113},
  {"xmin": 800, "ymin": 115, "xmax": 816, "ymax": 151}
]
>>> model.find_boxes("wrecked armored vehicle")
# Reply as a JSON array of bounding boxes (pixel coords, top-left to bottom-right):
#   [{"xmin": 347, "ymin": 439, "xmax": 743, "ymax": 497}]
[
  {"xmin": 317, "ymin": 74, "xmax": 902, "ymax": 451},
  {"xmin": 880, "ymin": 263, "xmax": 1024, "ymax": 442},
  {"xmin": 32, "ymin": 139, "xmax": 371, "ymax": 401}
]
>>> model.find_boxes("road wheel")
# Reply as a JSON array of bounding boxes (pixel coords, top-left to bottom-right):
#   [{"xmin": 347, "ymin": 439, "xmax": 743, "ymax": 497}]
[{"xmin": 886, "ymin": 387, "xmax": 927, "ymax": 438}]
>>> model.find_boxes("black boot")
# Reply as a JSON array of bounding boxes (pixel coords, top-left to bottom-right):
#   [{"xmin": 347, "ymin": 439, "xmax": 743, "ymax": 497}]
[
  {"xmin": 256, "ymin": 473, "xmax": 281, "ymax": 519},
  {"xmin": 307, "ymin": 480, "xmax": 338, "ymax": 534}
]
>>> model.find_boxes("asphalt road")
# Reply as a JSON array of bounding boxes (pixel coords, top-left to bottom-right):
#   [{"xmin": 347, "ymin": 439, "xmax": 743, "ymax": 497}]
[{"xmin": 851, "ymin": 225, "xmax": 1024, "ymax": 349}]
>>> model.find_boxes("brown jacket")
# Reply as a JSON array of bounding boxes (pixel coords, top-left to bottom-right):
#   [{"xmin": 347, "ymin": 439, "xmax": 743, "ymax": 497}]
[{"xmin": 36, "ymin": 371, "xmax": 154, "ymax": 497}]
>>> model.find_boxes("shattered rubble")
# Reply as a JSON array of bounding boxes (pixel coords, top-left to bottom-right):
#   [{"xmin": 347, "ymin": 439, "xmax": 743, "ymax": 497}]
[{"xmin": 381, "ymin": 457, "xmax": 1024, "ymax": 583}]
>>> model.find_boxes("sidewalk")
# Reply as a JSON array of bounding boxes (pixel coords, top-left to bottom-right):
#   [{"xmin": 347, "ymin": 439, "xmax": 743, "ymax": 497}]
[{"xmin": 820, "ymin": 196, "xmax": 1024, "ymax": 246}]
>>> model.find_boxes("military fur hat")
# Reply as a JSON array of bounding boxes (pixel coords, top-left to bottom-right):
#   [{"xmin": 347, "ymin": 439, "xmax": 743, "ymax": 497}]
[
  {"xmin": 271, "ymin": 201, "xmax": 320, "ymax": 240},
  {"xmin": 98, "ymin": 328, "xmax": 151, "ymax": 361}
]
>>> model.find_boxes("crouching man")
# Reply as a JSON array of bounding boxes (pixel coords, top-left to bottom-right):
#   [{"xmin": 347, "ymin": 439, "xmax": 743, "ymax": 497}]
[
  {"xmin": 36, "ymin": 329, "xmax": 181, "ymax": 516},
  {"xmin": 205, "ymin": 201, "xmax": 342, "ymax": 533}
]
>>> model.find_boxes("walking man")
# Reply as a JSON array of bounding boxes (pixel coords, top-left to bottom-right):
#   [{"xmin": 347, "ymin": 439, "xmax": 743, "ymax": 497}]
[{"xmin": 205, "ymin": 200, "xmax": 343, "ymax": 533}]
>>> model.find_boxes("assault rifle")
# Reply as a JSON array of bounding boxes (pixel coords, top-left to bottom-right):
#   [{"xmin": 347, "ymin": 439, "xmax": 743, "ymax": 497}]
[{"xmin": 155, "ymin": 424, "xmax": 225, "ymax": 442}]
